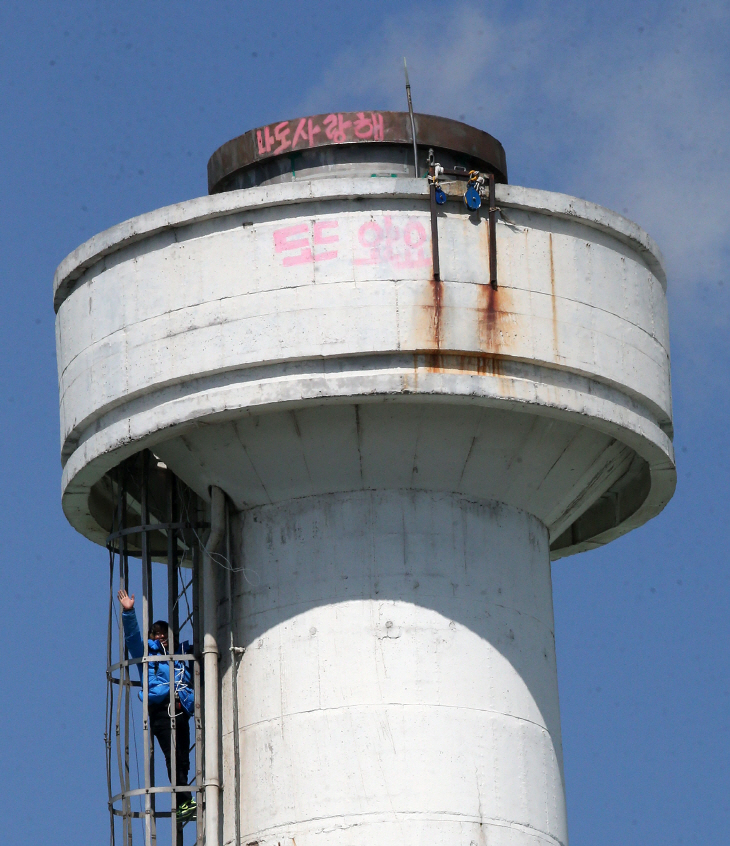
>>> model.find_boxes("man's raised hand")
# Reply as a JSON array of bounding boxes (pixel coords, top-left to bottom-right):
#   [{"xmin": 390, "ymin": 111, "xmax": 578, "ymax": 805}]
[{"xmin": 118, "ymin": 589, "xmax": 135, "ymax": 611}]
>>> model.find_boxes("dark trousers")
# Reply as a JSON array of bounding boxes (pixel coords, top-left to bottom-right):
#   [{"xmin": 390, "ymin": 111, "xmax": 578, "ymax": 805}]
[{"xmin": 149, "ymin": 704, "xmax": 192, "ymax": 804}]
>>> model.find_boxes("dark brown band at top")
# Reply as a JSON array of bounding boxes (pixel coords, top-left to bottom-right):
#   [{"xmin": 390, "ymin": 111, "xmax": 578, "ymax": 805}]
[{"xmin": 207, "ymin": 111, "xmax": 507, "ymax": 193}]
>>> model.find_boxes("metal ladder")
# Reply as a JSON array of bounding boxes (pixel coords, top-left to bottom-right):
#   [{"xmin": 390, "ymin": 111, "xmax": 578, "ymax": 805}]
[{"xmin": 105, "ymin": 451, "xmax": 207, "ymax": 846}]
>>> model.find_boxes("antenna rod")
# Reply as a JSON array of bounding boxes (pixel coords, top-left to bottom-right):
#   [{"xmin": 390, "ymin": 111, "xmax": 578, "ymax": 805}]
[{"xmin": 403, "ymin": 57, "xmax": 419, "ymax": 178}]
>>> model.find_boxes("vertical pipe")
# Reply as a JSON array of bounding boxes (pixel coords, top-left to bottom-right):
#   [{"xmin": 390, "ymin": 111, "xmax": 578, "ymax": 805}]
[
  {"xmin": 192, "ymin": 502, "xmax": 204, "ymax": 843},
  {"xmin": 429, "ymin": 181, "xmax": 441, "ymax": 281},
  {"xmin": 113, "ymin": 469, "xmax": 127, "ymax": 845},
  {"xmin": 115, "ymin": 586, "xmax": 126, "ymax": 843},
  {"xmin": 106, "ymin": 547, "xmax": 116, "ymax": 846},
  {"xmin": 167, "ymin": 473, "xmax": 179, "ymax": 845},
  {"xmin": 114, "ymin": 470, "xmax": 130, "ymax": 846},
  {"xmin": 141, "ymin": 453, "xmax": 153, "ymax": 846},
  {"xmin": 488, "ymin": 172, "xmax": 498, "ymax": 290},
  {"xmin": 122, "ymin": 487, "xmax": 132, "ymax": 846},
  {"xmin": 169, "ymin": 476, "xmax": 180, "ymax": 644},
  {"xmin": 203, "ymin": 487, "xmax": 226, "ymax": 846},
  {"xmin": 107, "ymin": 474, "xmax": 119, "ymax": 846},
  {"xmin": 146, "ymin": 480, "xmax": 157, "ymax": 844},
  {"xmin": 227, "ymin": 509, "xmax": 242, "ymax": 846},
  {"xmin": 403, "ymin": 58, "xmax": 419, "ymax": 178}
]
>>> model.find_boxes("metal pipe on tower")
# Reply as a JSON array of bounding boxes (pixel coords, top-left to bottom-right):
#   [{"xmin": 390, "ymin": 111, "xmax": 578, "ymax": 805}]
[{"xmin": 203, "ymin": 486, "xmax": 226, "ymax": 846}]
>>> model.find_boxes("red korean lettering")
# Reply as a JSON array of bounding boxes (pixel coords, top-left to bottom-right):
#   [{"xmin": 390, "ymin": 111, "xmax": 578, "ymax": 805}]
[
  {"xmin": 308, "ymin": 118, "xmax": 321, "ymax": 146},
  {"xmin": 273, "ymin": 121, "xmax": 292, "ymax": 154},
  {"xmin": 358, "ymin": 221, "xmax": 383, "ymax": 248},
  {"xmin": 256, "ymin": 124, "xmax": 275, "ymax": 155},
  {"xmin": 313, "ymin": 220, "xmax": 339, "ymax": 262},
  {"xmin": 353, "ymin": 112, "xmax": 374, "ymax": 139},
  {"xmin": 372, "ymin": 112, "xmax": 384, "ymax": 141},
  {"xmin": 293, "ymin": 117, "xmax": 322, "ymax": 147},
  {"xmin": 324, "ymin": 113, "xmax": 352, "ymax": 143},
  {"xmin": 383, "ymin": 216, "xmax": 400, "ymax": 242},
  {"xmin": 274, "ymin": 221, "xmax": 340, "ymax": 266},
  {"xmin": 379, "ymin": 216, "xmax": 400, "ymax": 263},
  {"xmin": 323, "ymin": 114, "xmax": 337, "ymax": 140},
  {"xmin": 274, "ymin": 223, "xmax": 313, "ymax": 266},
  {"xmin": 403, "ymin": 220, "xmax": 427, "ymax": 249},
  {"xmin": 353, "ymin": 112, "xmax": 384, "ymax": 140},
  {"xmin": 354, "ymin": 220, "xmax": 383, "ymax": 265},
  {"xmin": 396, "ymin": 220, "xmax": 430, "ymax": 268},
  {"xmin": 291, "ymin": 118, "xmax": 308, "ymax": 148},
  {"xmin": 354, "ymin": 217, "xmax": 430, "ymax": 268}
]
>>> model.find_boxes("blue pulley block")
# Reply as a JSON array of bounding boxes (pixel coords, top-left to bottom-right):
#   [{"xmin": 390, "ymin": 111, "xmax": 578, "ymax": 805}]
[
  {"xmin": 434, "ymin": 186, "xmax": 447, "ymax": 205},
  {"xmin": 464, "ymin": 184, "xmax": 482, "ymax": 211}
]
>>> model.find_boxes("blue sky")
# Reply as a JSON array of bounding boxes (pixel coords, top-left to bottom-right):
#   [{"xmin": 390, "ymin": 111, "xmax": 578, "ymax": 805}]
[{"xmin": 1, "ymin": 2, "xmax": 728, "ymax": 843}]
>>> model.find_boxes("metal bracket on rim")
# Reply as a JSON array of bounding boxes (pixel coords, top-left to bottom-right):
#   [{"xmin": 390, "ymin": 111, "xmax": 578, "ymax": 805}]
[{"xmin": 427, "ymin": 161, "xmax": 498, "ymax": 290}]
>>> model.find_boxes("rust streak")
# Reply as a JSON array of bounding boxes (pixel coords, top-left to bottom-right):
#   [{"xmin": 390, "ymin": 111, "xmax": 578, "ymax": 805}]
[
  {"xmin": 475, "ymin": 217, "xmax": 512, "ymax": 368},
  {"xmin": 418, "ymin": 351, "xmax": 505, "ymax": 378},
  {"xmin": 430, "ymin": 275, "xmax": 443, "ymax": 350},
  {"xmin": 478, "ymin": 282, "xmax": 510, "ymax": 373}
]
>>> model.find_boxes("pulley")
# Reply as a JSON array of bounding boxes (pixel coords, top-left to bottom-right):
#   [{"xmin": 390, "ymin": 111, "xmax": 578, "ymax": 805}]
[{"xmin": 464, "ymin": 183, "xmax": 481, "ymax": 211}]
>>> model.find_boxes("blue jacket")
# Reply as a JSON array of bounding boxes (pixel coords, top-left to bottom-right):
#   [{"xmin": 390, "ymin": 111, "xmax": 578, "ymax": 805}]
[{"xmin": 121, "ymin": 609, "xmax": 195, "ymax": 716}]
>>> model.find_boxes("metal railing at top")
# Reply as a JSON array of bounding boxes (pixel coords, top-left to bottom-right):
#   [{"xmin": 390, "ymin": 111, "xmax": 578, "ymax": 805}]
[{"xmin": 106, "ymin": 451, "xmax": 208, "ymax": 846}]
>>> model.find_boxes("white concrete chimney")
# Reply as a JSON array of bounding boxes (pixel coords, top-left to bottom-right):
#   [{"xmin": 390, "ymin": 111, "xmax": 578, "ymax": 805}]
[{"xmin": 55, "ymin": 112, "xmax": 675, "ymax": 846}]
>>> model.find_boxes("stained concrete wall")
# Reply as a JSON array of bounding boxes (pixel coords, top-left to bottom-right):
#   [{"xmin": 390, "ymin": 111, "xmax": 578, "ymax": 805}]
[
  {"xmin": 53, "ymin": 174, "xmax": 676, "ymax": 845},
  {"xmin": 53, "ymin": 179, "xmax": 675, "ymax": 555}
]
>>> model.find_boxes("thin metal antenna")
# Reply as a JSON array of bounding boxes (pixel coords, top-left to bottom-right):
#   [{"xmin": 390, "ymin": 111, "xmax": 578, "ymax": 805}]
[{"xmin": 403, "ymin": 57, "xmax": 419, "ymax": 177}]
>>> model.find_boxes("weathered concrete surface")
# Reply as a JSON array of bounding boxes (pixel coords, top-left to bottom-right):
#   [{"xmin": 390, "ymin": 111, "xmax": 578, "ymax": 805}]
[
  {"xmin": 54, "ymin": 179, "xmax": 674, "ymax": 556},
  {"xmin": 220, "ymin": 491, "xmax": 566, "ymax": 846},
  {"xmin": 54, "ymin": 174, "xmax": 675, "ymax": 846}
]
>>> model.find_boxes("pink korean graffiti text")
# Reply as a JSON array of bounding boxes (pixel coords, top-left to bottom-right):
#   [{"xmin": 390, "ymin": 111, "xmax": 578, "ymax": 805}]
[
  {"xmin": 273, "ymin": 221, "xmax": 339, "ymax": 267},
  {"xmin": 256, "ymin": 112, "xmax": 384, "ymax": 156},
  {"xmin": 354, "ymin": 216, "xmax": 431, "ymax": 269}
]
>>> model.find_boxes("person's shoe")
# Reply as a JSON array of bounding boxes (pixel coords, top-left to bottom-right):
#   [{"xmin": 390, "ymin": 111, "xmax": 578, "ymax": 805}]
[{"xmin": 176, "ymin": 798, "xmax": 197, "ymax": 823}]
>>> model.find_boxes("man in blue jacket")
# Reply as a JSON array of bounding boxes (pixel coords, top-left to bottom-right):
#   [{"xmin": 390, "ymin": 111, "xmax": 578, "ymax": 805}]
[{"xmin": 118, "ymin": 589, "xmax": 196, "ymax": 822}]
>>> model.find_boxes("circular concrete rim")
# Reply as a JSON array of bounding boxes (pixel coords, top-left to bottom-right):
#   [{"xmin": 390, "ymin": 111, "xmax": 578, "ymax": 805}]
[
  {"xmin": 53, "ymin": 179, "xmax": 674, "ymax": 558},
  {"xmin": 53, "ymin": 178, "xmax": 666, "ymax": 312},
  {"xmin": 59, "ymin": 364, "xmax": 676, "ymax": 561},
  {"xmin": 206, "ymin": 112, "xmax": 508, "ymax": 194}
]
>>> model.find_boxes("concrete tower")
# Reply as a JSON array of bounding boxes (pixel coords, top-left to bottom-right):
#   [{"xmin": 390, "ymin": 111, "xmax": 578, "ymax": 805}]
[{"xmin": 55, "ymin": 112, "xmax": 675, "ymax": 846}]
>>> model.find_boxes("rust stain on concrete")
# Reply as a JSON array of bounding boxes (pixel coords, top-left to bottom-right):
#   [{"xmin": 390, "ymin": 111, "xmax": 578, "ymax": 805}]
[
  {"xmin": 418, "ymin": 351, "xmax": 506, "ymax": 379},
  {"xmin": 429, "ymin": 275, "xmax": 443, "ymax": 350},
  {"xmin": 411, "ymin": 218, "xmax": 516, "ymax": 382},
  {"xmin": 477, "ymin": 281, "xmax": 513, "ymax": 361},
  {"xmin": 413, "ymin": 274, "xmax": 444, "ymax": 353}
]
